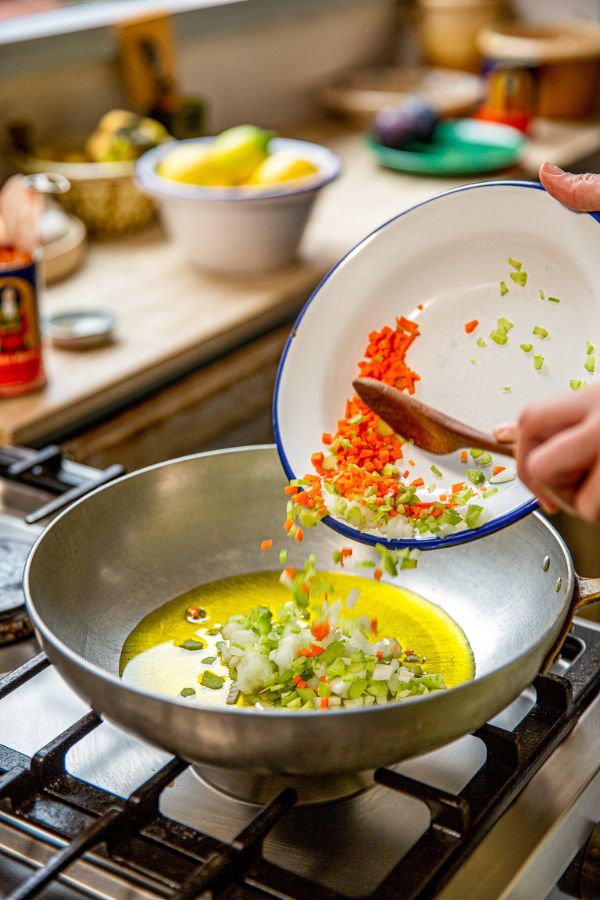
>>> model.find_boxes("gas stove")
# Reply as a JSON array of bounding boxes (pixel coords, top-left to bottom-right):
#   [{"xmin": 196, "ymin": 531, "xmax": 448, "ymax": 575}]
[{"xmin": 0, "ymin": 444, "xmax": 598, "ymax": 899}]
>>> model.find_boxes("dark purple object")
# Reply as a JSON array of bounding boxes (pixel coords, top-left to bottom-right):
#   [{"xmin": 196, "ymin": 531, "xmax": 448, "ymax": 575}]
[{"xmin": 373, "ymin": 96, "xmax": 439, "ymax": 149}]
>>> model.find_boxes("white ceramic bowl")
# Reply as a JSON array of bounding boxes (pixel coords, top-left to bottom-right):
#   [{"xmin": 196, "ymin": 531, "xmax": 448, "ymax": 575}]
[
  {"xmin": 274, "ymin": 180, "xmax": 600, "ymax": 549},
  {"xmin": 135, "ymin": 137, "xmax": 342, "ymax": 274}
]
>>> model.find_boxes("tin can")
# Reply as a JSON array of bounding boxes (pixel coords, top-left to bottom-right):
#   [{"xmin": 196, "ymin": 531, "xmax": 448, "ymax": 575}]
[{"xmin": 0, "ymin": 245, "xmax": 46, "ymax": 396}]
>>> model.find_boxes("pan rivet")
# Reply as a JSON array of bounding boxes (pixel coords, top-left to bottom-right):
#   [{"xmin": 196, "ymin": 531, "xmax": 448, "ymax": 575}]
[
  {"xmin": 542, "ymin": 556, "xmax": 550, "ymax": 571},
  {"xmin": 555, "ymin": 577, "xmax": 562, "ymax": 592}
]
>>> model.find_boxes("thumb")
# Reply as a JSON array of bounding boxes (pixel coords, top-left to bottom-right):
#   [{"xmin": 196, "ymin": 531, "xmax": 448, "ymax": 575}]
[{"xmin": 539, "ymin": 162, "xmax": 600, "ymax": 212}]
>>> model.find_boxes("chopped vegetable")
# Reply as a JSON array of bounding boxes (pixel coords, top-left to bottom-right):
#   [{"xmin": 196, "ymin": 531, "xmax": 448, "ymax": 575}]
[
  {"xmin": 260, "ymin": 539, "xmax": 273, "ymax": 551},
  {"xmin": 465, "ymin": 505, "xmax": 484, "ymax": 528},
  {"xmin": 532, "ymin": 326, "xmax": 548, "ymax": 339},
  {"xmin": 534, "ymin": 355, "xmax": 544, "ymax": 371},
  {"xmin": 500, "ymin": 281, "xmax": 509, "ymax": 296},
  {"xmin": 509, "ymin": 271, "xmax": 528, "ymax": 287},
  {"xmin": 490, "ymin": 317, "xmax": 513, "ymax": 346},
  {"xmin": 492, "ymin": 465, "xmax": 506, "ymax": 476},
  {"xmin": 587, "ymin": 341, "xmax": 595, "ymax": 356},
  {"xmin": 500, "ymin": 386, "xmax": 511, "ymax": 393},
  {"xmin": 180, "ymin": 687, "xmax": 196, "ymax": 698},
  {"xmin": 201, "ymin": 656, "xmax": 217, "ymax": 665},
  {"xmin": 548, "ymin": 296, "xmax": 560, "ymax": 303},
  {"xmin": 539, "ymin": 289, "xmax": 545, "ymax": 300},
  {"xmin": 508, "ymin": 257, "xmax": 522, "ymax": 270},
  {"xmin": 430, "ymin": 464, "xmax": 442, "ymax": 477},
  {"xmin": 464, "ymin": 319, "xmax": 479, "ymax": 334},
  {"xmin": 520, "ymin": 343, "xmax": 533, "ymax": 353},
  {"xmin": 460, "ymin": 450, "xmax": 467, "ymax": 463},
  {"xmin": 570, "ymin": 379, "xmax": 587, "ymax": 391},
  {"xmin": 585, "ymin": 356, "xmax": 596, "ymax": 374},
  {"xmin": 466, "ymin": 468, "xmax": 485, "ymax": 485},
  {"xmin": 200, "ymin": 671, "xmax": 225, "ymax": 690},
  {"xmin": 177, "ymin": 639, "xmax": 205, "ymax": 651},
  {"xmin": 490, "ymin": 465, "xmax": 515, "ymax": 484},
  {"xmin": 476, "ymin": 337, "xmax": 487, "ymax": 348},
  {"xmin": 279, "ymin": 549, "xmax": 287, "ymax": 566},
  {"xmin": 214, "ymin": 581, "xmax": 445, "ymax": 710}
]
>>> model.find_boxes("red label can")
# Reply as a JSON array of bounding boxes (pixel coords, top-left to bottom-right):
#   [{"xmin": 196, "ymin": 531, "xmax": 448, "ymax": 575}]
[{"xmin": 0, "ymin": 245, "xmax": 46, "ymax": 396}]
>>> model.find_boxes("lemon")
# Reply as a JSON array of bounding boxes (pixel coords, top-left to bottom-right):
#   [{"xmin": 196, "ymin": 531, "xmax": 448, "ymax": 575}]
[
  {"xmin": 210, "ymin": 125, "xmax": 274, "ymax": 184},
  {"xmin": 247, "ymin": 151, "xmax": 319, "ymax": 186},
  {"xmin": 157, "ymin": 145, "xmax": 233, "ymax": 186}
]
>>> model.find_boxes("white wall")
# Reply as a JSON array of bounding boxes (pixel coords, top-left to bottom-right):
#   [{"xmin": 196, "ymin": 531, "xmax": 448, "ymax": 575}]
[{"xmin": 0, "ymin": 0, "xmax": 397, "ymax": 138}]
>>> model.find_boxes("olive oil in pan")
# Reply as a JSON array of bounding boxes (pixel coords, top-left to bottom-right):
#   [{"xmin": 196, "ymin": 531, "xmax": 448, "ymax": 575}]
[{"xmin": 120, "ymin": 571, "xmax": 474, "ymax": 705}]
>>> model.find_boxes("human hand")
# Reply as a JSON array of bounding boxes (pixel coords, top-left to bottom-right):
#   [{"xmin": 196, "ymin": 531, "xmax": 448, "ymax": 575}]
[
  {"xmin": 495, "ymin": 384, "xmax": 600, "ymax": 521},
  {"xmin": 539, "ymin": 162, "xmax": 600, "ymax": 211}
]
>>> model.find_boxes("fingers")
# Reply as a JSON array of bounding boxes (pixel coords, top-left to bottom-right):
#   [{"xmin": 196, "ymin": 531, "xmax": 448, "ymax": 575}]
[
  {"xmin": 493, "ymin": 421, "xmax": 517, "ymax": 443},
  {"xmin": 539, "ymin": 162, "xmax": 600, "ymax": 212},
  {"xmin": 571, "ymin": 458, "xmax": 600, "ymax": 521}
]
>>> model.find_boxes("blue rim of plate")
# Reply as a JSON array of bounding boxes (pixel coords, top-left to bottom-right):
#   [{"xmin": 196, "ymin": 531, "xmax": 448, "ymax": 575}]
[{"xmin": 273, "ymin": 179, "xmax": 600, "ymax": 550}]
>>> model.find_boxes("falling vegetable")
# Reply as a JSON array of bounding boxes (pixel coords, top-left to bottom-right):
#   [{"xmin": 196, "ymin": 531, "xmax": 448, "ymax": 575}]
[{"xmin": 464, "ymin": 319, "xmax": 479, "ymax": 334}]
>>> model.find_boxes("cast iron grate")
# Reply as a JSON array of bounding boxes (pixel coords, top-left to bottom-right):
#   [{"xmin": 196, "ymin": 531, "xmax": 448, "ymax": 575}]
[{"xmin": 0, "ymin": 626, "xmax": 599, "ymax": 900}]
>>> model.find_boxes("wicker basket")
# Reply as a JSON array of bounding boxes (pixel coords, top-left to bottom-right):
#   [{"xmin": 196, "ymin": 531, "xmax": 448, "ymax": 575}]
[{"xmin": 24, "ymin": 157, "xmax": 155, "ymax": 236}]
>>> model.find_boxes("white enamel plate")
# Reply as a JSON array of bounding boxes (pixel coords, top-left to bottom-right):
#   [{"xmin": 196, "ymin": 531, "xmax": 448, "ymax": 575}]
[{"xmin": 274, "ymin": 181, "xmax": 600, "ymax": 549}]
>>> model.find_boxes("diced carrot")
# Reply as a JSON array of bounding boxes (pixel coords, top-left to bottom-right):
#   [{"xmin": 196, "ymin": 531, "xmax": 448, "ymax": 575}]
[
  {"xmin": 410, "ymin": 477, "xmax": 425, "ymax": 488},
  {"xmin": 492, "ymin": 465, "xmax": 506, "ymax": 475},
  {"xmin": 417, "ymin": 303, "xmax": 424, "ymax": 311},
  {"xmin": 374, "ymin": 568, "xmax": 382, "ymax": 581},
  {"xmin": 283, "ymin": 519, "xmax": 294, "ymax": 532},
  {"xmin": 376, "ymin": 650, "xmax": 383, "ymax": 661},
  {"xmin": 320, "ymin": 696, "xmax": 329, "ymax": 710},
  {"xmin": 295, "ymin": 528, "xmax": 304, "ymax": 543},
  {"xmin": 322, "ymin": 432, "xmax": 332, "ymax": 444},
  {"xmin": 341, "ymin": 547, "xmax": 353, "ymax": 558},
  {"xmin": 260, "ymin": 539, "xmax": 273, "ymax": 551},
  {"xmin": 460, "ymin": 450, "xmax": 467, "ymax": 463},
  {"xmin": 452, "ymin": 482, "xmax": 466, "ymax": 493},
  {"xmin": 299, "ymin": 648, "xmax": 312, "ymax": 657},
  {"xmin": 464, "ymin": 319, "xmax": 479, "ymax": 334},
  {"xmin": 284, "ymin": 566, "xmax": 296, "ymax": 579},
  {"xmin": 311, "ymin": 621, "xmax": 330, "ymax": 641},
  {"xmin": 370, "ymin": 618, "xmax": 378, "ymax": 634},
  {"xmin": 311, "ymin": 643, "xmax": 325, "ymax": 656}
]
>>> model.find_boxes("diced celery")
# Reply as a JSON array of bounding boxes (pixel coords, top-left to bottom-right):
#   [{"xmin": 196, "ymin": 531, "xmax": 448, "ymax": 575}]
[
  {"xmin": 470, "ymin": 448, "xmax": 483, "ymax": 458},
  {"xmin": 476, "ymin": 337, "xmax": 487, "ymax": 348},
  {"xmin": 490, "ymin": 331, "xmax": 508, "ymax": 345},
  {"xmin": 520, "ymin": 343, "xmax": 533, "ymax": 353},
  {"xmin": 570, "ymin": 379, "xmax": 586, "ymax": 391},
  {"xmin": 548, "ymin": 296, "xmax": 560, "ymax": 303},
  {"xmin": 533, "ymin": 326, "xmax": 548, "ymax": 339},
  {"xmin": 476, "ymin": 453, "xmax": 492, "ymax": 467},
  {"xmin": 534, "ymin": 355, "xmax": 544, "ymax": 371},
  {"xmin": 466, "ymin": 469, "xmax": 485, "ymax": 485},
  {"xmin": 497, "ymin": 317, "xmax": 514, "ymax": 332},
  {"xmin": 465, "ymin": 504, "xmax": 484, "ymax": 528},
  {"xmin": 377, "ymin": 417, "xmax": 394, "ymax": 436},
  {"xmin": 501, "ymin": 386, "xmax": 511, "ymax": 393},
  {"xmin": 508, "ymin": 257, "xmax": 522, "ymax": 270},
  {"xmin": 348, "ymin": 679, "xmax": 368, "ymax": 699},
  {"xmin": 585, "ymin": 356, "xmax": 595, "ymax": 374},
  {"xmin": 509, "ymin": 270, "xmax": 528, "ymax": 286},
  {"xmin": 539, "ymin": 289, "xmax": 545, "ymax": 300},
  {"xmin": 347, "ymin": 506, "xmax": 362, "ymax": 527},
  {"xmin": 500, "ymin": 280, "xmax": 509, "ymax": 296},
  {"xmin": 587, "ymin": 340, "xmax": 595, "ymax": 355},
  {"xmin": 279, "ymin": 549, "xmax": 287, "ymax": 566},
  {"xmin": 430, "ymin": 464, "xmax": 442, "ymax": 477}
]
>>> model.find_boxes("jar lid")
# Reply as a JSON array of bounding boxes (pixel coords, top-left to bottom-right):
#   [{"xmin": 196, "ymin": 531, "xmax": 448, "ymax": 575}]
[{"xmin": 44, "ymin": 309, "xmax": 115, "ymax": 349}]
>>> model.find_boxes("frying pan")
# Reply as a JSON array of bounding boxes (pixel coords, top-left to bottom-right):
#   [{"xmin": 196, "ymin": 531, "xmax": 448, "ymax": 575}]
[{"xmin": 24, "ymin": 446, "xmax": 599, "ymax": 799}]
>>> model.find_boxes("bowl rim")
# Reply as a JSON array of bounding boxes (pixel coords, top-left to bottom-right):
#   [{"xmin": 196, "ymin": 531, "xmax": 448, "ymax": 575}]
[
  {"xmin": 272, "ymin": 179, "xmax": 600, "ymax": 550},
  {"xmin": 135, "ymin": 136, "xmax": 343, "ymax": 202}
]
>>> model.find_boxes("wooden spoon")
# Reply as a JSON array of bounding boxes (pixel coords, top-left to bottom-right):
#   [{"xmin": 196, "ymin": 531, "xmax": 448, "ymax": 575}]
[
  {"xmin": 353, "ymin": 377, "xmax": 515, "ymax": 457},
  {"xmin": 353, "ymin": 377, "xmax": 578, "ymax": 516}
]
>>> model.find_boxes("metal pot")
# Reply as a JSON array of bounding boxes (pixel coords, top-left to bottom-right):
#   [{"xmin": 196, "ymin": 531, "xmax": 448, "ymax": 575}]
[{"xmin": 24, "ymin": 447, "xmax": 599, "ymax": 801}]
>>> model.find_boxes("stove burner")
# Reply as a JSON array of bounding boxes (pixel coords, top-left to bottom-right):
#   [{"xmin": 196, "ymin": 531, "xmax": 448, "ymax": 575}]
[{"xmin": 0, "ymin": 539, "xmax": 30, "ymax": 615}]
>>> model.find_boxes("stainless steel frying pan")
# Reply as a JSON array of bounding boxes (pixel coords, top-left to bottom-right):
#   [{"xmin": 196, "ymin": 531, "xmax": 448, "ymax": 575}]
[{"xmin": 24, "ymin": 446, "xmax": 599, "ymax": 799}]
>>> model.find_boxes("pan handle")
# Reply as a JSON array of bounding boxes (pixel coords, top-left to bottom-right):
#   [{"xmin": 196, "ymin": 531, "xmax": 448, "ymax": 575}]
[
  {"xmin": 574, "ymin": 575, "xmax": 600, "ymax": 609},
  {"xmin": 540, "ymin": 575, "xmax": 600, "ymax": 674}
]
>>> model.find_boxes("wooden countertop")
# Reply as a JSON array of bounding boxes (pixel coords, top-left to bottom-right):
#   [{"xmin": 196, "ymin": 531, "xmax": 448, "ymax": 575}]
[{"xmin": 3, "ymin": 116, "xmax": 600, "ymax": 445}]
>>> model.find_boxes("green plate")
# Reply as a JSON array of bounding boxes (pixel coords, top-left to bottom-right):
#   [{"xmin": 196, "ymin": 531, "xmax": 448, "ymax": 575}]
[{"xmin": 367, "ymin": 119, "xmax": 525, "ymax": 176}]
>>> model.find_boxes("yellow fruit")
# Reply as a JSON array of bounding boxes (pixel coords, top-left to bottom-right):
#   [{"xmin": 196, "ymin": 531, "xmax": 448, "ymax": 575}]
[
  {"xmin": 247, "ymin": 152, "xmax": 319, "ymax": 186},
  {"xmin": 137, "ymin": 117, "xmax": 170, "ymax": 144},
  {"xmin": 210, "ymin": 125, "xmax": 274, "ymax": 184},
  {"xmin": 158, "ymin": 144, "xmax": 233, "ymax": 186},
  {"xmin": 97, "ymin": 109, "xmax": 139, "ymax": 134}
]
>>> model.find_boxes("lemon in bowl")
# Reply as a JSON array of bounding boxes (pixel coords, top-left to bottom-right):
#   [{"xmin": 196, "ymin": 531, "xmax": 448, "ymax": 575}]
[{"xmin": 136, "ymin": 131, "xmax": 341, "ymax": 274}]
